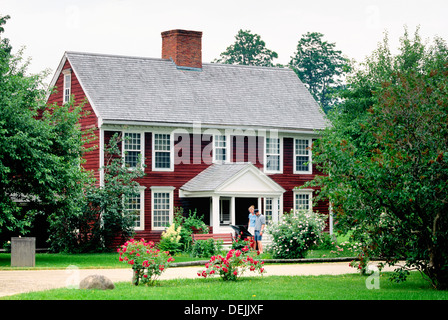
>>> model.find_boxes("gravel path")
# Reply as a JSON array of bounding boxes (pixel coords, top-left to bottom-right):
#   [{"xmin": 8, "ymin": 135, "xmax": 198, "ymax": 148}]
[{"xmin": 0, "ymin": 261, "xmax": 398, "ymax": 298}]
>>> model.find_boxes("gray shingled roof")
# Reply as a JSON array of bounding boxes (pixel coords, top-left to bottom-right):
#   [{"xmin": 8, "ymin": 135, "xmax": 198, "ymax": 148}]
[
  {"xmin": 65, "ymin": 51, "xmax": 327, "ymax": 131},
  {"xmin": 181, "ymin": 163, "xmax": 250, "ymax": 192}
]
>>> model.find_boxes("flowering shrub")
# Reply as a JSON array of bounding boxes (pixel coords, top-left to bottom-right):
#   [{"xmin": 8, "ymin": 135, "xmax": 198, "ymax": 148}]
[
  {"xmin": 267, "ymin": 210, "xmax": 326, "ymax": 259},
  {"xmin": 197, "ymin": 246, "xmax": 265, "ymax": 281},
  {"xmin": 191, "ymin": 238, "xmax": 223, "ymax": 258},
  {"xmin": 232, "ymin": 233, "xmax": 255, "ymax": 251},
  {"xmin": 118, "ymin": 238, "xmax": 175, "ymax": 286},
  {"xmin": 157, "ymin": 223, "xmax": 182, "ymax": 254}
]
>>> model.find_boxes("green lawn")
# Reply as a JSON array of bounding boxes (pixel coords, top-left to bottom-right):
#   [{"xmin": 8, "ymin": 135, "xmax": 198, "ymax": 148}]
[
  {"xmin": 2, "ymin": 272, "xmax": 447, "ymax": 300},
  {"xmin": 0, "ymin": 252, "xmax": 207, "ymax": 270},
  {"xmin": 0, "ymin": 246, "xmax": 356, "ymax": 270}
]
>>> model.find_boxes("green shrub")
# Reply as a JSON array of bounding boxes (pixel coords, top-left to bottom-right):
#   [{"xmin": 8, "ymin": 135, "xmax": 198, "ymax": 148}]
[
  {"xmin": 268, "ymin": 210, "xmax": 326, "ymax": 259},
  {"xmin": 173, "ymin": 208, "xmax": 209, "ymax": 252},
  {"xmin": 157, "ymin": 223, "xmax": 182, "ymax": 254},
  {"xmin": 191, "ymin": 238, "xmax": 223, "ymax": 258}
]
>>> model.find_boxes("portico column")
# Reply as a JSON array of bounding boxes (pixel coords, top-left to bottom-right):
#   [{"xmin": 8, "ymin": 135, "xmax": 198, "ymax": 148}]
[
  {"xmin": 211, "ymin": 195, "xmax": 220, "ymax": 233},
  {"xmin": 230, "ymin": 196, "xmax": 235, "ymax": 226},
  {"xmin": 272, "ymin": 196, "xmax": 279, "ymax": 223}
]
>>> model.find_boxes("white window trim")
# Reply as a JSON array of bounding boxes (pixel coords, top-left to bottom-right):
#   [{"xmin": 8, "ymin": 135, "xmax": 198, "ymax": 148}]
[
  {"xmin": 124, "ymin": 187, "xmax": 146, "ymax": 231},
  {"xmin": 121, "ymin": 131, "xmax": 145, "ymax": 171},
  {"xmin": 294, "ymin": 138, "xmax": 313, "ymax": 174},
  {"xmin": 213, "ymin": 134, "xmax": 231, "ymax": 163},
  {"xmin": 62, "ymin": 69, "xmax": 71, "ymax": 104},
  {"xmin": 264, "ymin": 137, "xmax": 283, "ymax": 174},
  {"xmin": 293, "ymin": 189, "xmax": 313, "ymax": 212},
  {"xmin": 151, "ymin": 186, "xmax": 175, "ymax": 230},
  {"xmin": 152, "ymin": 132, "xmax": 174, "ymax": 172}
]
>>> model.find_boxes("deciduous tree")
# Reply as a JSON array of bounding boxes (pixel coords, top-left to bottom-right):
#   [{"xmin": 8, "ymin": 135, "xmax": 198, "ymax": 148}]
[
  {"xmin": 213, "ymin": 29, "xmax": 278, "ymax": 67},
  {"xmin": 307, "ymin": 28, "xmax": 448, "ymax": 289}
]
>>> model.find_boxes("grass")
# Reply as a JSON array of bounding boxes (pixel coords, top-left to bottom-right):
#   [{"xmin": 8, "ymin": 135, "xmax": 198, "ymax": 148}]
[
  {"xmin": 0, "ymin": 244, "xmax": 357, "ymax": 270},
  {"xmin": 0, "ymin": 252, "xmax": 207, "ymax": 270},
  {"xmin": 2, "ymin": 272, "xmax": 447, "ymax": 300}
]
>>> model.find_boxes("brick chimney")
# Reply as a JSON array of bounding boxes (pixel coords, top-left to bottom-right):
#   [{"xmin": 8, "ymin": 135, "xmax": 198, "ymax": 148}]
[{"xmin": 161, "ymin": 29, "xmax": 202, "ymax": 69}]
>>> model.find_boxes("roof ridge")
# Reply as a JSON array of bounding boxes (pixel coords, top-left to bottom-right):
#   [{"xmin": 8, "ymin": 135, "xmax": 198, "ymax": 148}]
[
  {"xmin": 66, "ymin": 51, "xmax": 291, "ymax": 72},
  {"xmin": 66, "ymin": 51, "xmax": 168, "ymax": 63}
]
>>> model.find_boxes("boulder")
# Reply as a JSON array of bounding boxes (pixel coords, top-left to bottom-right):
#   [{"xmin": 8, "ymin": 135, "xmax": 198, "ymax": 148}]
[{"xmin": 79, "ymin": 274, "xmax": 115, "ymax": 290}]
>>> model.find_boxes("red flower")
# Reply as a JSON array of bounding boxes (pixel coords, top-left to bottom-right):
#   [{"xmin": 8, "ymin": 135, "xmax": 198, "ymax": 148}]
[{"xmin": 233, "ymin": 270, "xmax": 238, "ymax": 276}]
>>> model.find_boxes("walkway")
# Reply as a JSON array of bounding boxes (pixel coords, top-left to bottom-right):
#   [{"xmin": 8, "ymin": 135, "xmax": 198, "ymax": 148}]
[{"xmin": 0, "ymin": 261, "xmax": 399, "ymax": 298}]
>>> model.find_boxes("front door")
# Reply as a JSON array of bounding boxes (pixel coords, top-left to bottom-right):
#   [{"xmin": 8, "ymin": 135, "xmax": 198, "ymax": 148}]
[
  {"xmin": 235, "ymin": 198, "xmax": 258, "ymax": 226},
  {"xmin": 220, "ymin": 197, "xmax": 231, "ymax": 225}
]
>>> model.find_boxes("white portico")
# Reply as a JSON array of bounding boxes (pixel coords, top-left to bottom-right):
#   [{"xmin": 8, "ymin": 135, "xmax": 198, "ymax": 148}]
[{"xmin": 179, "ymin": 163, "xmax": 285, "ymax": 234}]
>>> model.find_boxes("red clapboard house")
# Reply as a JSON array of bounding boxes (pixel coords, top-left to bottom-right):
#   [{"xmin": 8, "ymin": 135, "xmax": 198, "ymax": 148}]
[{"xmin": 47, "ymin": 29, "xmax": 330, "ymax": 245}]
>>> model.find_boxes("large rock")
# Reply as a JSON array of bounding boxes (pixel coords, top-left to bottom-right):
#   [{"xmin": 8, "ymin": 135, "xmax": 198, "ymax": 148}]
[{"xmin": 79, "ymin": 274, "xmax": 115, "ymax": 290}]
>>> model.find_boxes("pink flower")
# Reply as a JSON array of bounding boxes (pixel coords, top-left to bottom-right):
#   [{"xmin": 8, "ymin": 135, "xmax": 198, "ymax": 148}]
[{"xmin": 167, "ymin": 257, "xmax": 175, "ymax": 263}]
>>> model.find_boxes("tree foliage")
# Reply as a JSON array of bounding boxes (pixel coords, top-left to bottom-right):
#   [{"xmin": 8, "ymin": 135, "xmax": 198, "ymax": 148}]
[
  {"xmin": 289, "ymin": 32, "xmax": 351, "ymax": 113},
  {"xmin": 0, "ymin": 15, "xmax": 92, "ymax": 237},
  {"xmin": 48, "ymin": 133, "xmax": 145, "ymax": 253},
  {"xmin": 307, "ymin": 28, "xmax": 448, "ymax": 289},
  {"xmin": 213, "ymin": 29, "xmax": 279, "ymax": 67},
  {"xmin": 1, "ymin": 16, "xmax": 144, "ymax": 252}
]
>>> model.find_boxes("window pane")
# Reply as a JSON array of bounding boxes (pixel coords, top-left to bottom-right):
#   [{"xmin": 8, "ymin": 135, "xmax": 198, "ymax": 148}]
[
  {"xmin": 266, "ymin": 138, "xmax": 280, "ymax": 171},
  {"xmin": 295, "ymin": 193, "xmax": 309, "ymax": 210},
  {"xmin": 214, "ymin": 135, "xmax": 227, "ymax": 161},
  {"xmin": 296, "ymin": 156, "xmax": 309, "ymax": 172},
  {"xmin": 155, "ymin": 152, "xmax": 171, "ymax": 168},
  {"xmin": 153, "ymin": 192, "xmax": 170, "ymax": 228},
  {"xmin": 266, "ymin": 138, "xmax": 280, "ymax": 154},
  {"xmin": 295, "ymin": 139, "xmax": 309, "ymax": 155},
  {"xmin": 266, "ymin": 155, "xmax": 280, "ymax": 171},
  {"xmin": 123, "ymin": 133, "xmax": 141, "ymax": 168},
  {"xmin": 126, "ymin": 193, "xmax": 141, "ymax": 228},
  {"xmin": 125, "ymin": 133, "xmax": 141, "ymax": 150},
  {"xmin": 295, "ymin": 139, "xmax": 310, "ymax": 172},
  {"xmin": 155, "ymin": 134, "xmax": 171, "ymax": 151}
]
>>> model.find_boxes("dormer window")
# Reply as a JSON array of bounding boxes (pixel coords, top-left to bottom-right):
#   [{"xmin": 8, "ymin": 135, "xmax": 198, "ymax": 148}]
[{"xmin": 62, "ymin": 69, "xmax": 72, "ymax": 104}]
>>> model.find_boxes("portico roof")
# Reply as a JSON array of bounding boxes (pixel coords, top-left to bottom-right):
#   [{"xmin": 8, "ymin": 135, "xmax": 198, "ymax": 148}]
[{"xmin": 179, "ymin": 163, "xmax": 285, "ymax": 197}]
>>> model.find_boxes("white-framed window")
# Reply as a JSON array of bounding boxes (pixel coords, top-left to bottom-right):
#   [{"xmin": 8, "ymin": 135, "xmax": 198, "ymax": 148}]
[
  {"xmin": 265, "ymin": 137, "xmax": 282, "ymax": 173},
  {"xmin": 123, "ymin": 132, "xmax": 144, "ymax": 169},
  {"xmin": 264, "ymin": 197, "xmax": 281, "ymax": 224},
  {"xmin": 62, "ymin": 70, "xmax": 71, "ymax": 104},
  {"xmin": 153, "ymin": 133, "xmax": 173, "ymax": 171},
  {"xmin": 124, "ymin": 187, "xmax": 145, "ymax": 231},
  {"xmin": 293, "ymin": 190, "xmax": 313, "ymax": 212},
  {"xmin": 294, "ymin": 138, "xmax": 312, "ymax": 174},
  {"xmin": 213, "ymin": 134, "xmax": 228, "ymax": 163},
  {"xmin": 151, "ymin": 186, "xmax": 174, "ymax": 230}
]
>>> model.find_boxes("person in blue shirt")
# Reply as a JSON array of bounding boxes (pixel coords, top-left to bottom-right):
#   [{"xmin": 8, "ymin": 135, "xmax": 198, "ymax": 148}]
[
  {"xmin": 254, "ymin": 209, "xmax": 266, "ymax": 254},
  {"xmin": 247, "ymin": 205, "xmax": 256, "ymax": 249}
]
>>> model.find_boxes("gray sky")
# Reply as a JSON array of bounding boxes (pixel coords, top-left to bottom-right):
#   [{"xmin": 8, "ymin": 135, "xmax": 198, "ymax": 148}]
[{"xmin": 2, "ymin": 0, "xmax": 448, "ymax": 79}]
